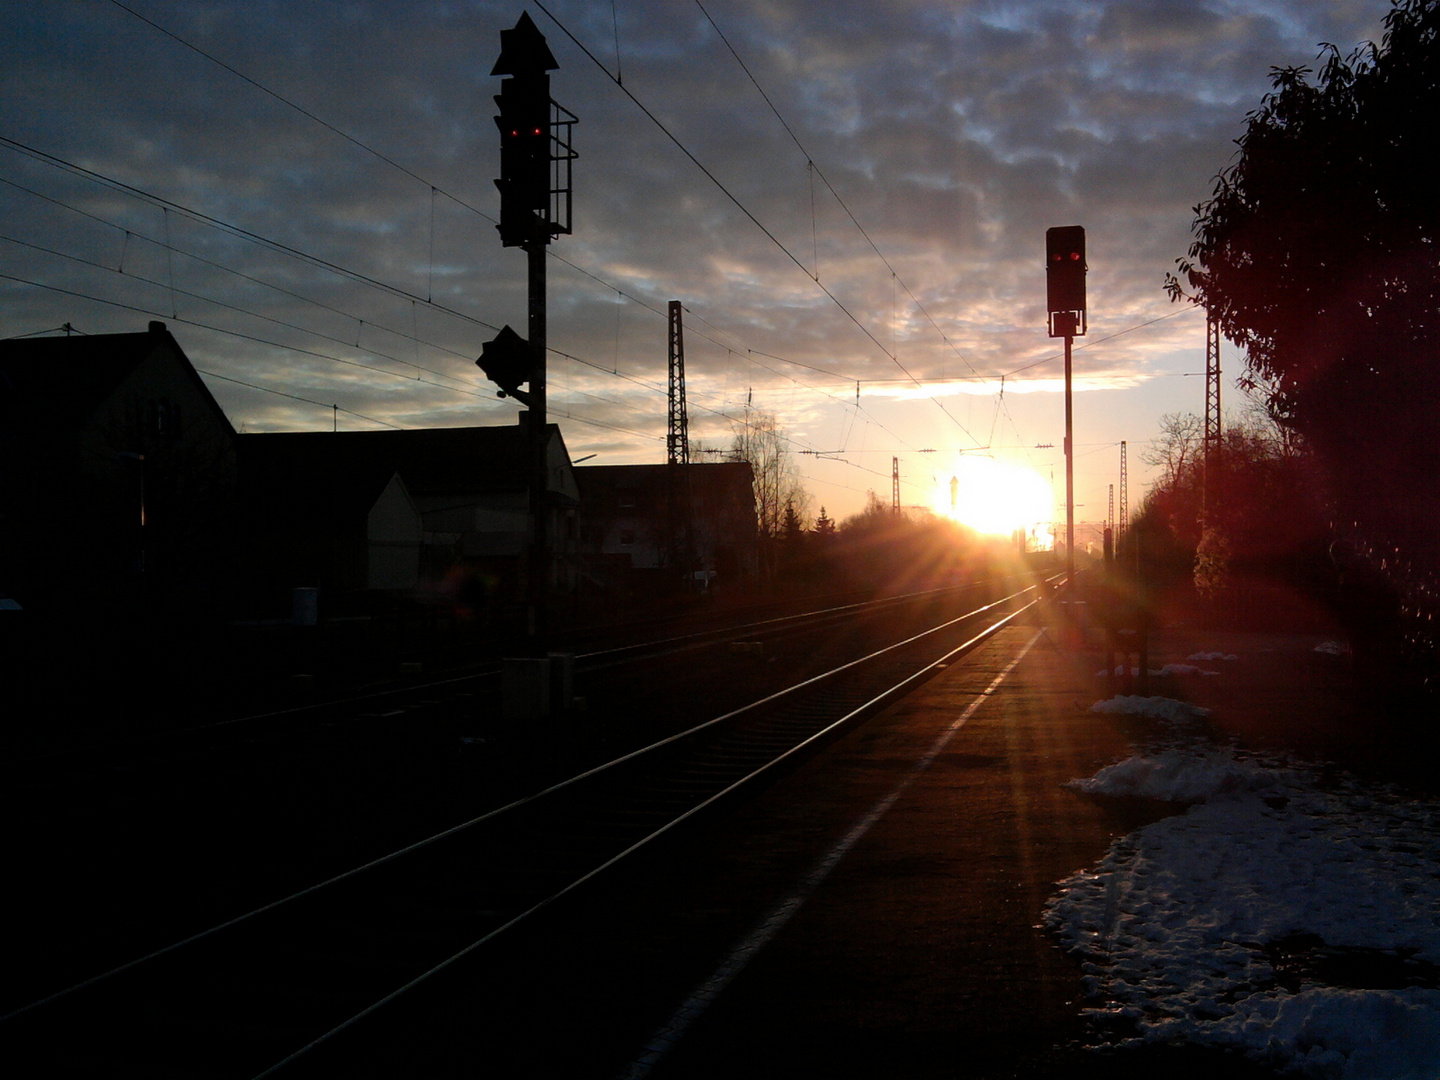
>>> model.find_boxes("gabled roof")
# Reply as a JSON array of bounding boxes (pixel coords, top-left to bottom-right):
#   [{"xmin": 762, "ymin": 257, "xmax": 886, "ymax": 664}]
[
  {"xmin": 240, "ymin": 445, "xmax": 405, "ymax": 527},
  {"xmin": 576, "ymin": 460, "xmax": 755, "ymax": 500},
  {"xmin": 0, "ymin": 321, "xmax": 234, "ymax": 435},
  {"xmin": 238, "ymin": 421, "xmax": 573, "ymax": 500}
]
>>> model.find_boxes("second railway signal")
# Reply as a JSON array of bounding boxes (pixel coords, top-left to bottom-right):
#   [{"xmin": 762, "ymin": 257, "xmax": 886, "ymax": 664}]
[
  {"xmin": 1045, "ymin": 224, "xmax": 1087, "ymax": 591},
  {"xmin": 476, "ymin": 324, "xmax": 535, "ymax": 408},
  {"xmin": 1046, "ymin": 225, "xmax": 1087, "ymax": 337}
]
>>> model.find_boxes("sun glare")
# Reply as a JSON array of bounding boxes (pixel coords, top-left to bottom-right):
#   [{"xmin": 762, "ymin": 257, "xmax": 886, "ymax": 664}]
[{"xmin": 934, "ymin": 456, "xmax": 1053, "ymax": 547}]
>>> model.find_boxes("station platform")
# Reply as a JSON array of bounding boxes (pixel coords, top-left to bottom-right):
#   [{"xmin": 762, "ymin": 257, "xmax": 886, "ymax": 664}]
[{"xmin": 614, "ymin": 616, "xmax": 1358, "ymax": 1079}]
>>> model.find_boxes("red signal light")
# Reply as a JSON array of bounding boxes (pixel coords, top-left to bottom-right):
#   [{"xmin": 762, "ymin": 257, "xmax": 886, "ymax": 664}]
[{"xmin": 1045, "ymin": 225, "xmax": 1087, "ymax": 332}]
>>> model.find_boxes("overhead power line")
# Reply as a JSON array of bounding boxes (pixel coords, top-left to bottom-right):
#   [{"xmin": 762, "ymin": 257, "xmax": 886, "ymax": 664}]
[
  {"xmin": 692, "ymin": 0, "xmax": 983, "ymax": 384},
  {"xmin": 98, "ymin": 3, "xmax": 995, "ymax": 458},
  {"xmin": 531, "ymin": 2, "xmax": 971, "ymax": 427},
  {"xmin": 106, "ymin": 0, "xmax": 492, "ymax": 224}
]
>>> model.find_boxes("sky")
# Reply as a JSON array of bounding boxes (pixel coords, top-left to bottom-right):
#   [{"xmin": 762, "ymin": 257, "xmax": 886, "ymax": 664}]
[{"xmin": 0, "ymin": 0, "xmax": 1392, "ymax": 533}]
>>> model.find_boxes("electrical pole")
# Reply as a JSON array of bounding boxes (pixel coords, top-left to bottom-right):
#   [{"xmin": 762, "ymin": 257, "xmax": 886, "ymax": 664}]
[
  {"xmin": 1106, "ymin": 482, "xmax": 1115, "ymax": 563},
  {"xmin": 1119, "ymin": 440, "xmax": 1128, "ymax": 543},
  {"xmin": 1203, "ymin": 310, "xmax": 1222, "ymax": 520},
  {"xmin": 667, "ymin": 300, "xmax": 693, "ymax": 583},
  {"xmin": 1046, "ymin": 226, "xmax": 1087, "ymax": 588},
  {"xmin": 892, "ymin": 457, "xmax": 901, "ymax": 515},
  {"xmin": 667, "ymin": 301, "xmax": 689, "ymax": 468}
]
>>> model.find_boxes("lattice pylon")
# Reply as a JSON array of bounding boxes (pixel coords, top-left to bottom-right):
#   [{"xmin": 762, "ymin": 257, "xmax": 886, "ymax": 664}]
[
  {"xmin": 667, "ymin": 301, "xmax": 693, "ymax": 575},
  {"xmin": 667, "ymin": 300, "xmax": 689, "ymax": 466},
  {"xmin": 1119, "ymin": 441, "xmax": 1128, "ymax": 541},
  {"xmin": 1203, "ymin": 311, "xmax": 1222, "ymax": 515}
]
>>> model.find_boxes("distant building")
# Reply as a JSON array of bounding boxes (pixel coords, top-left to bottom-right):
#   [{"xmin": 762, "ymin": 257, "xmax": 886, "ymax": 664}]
[
  {"xmin": 237, "ymin": 441, "xmax": 422, "ymax": 603},
  {"xmin": 576, "ymin": 461, "xmax": 758, "ymax": 596},
  {"xmin": 0, "ymin": 322, "xmax": 238, "ymax": 619},
  {"xmin": 237, "ymin": 419, "xmax": 580, "ymax": 615}
]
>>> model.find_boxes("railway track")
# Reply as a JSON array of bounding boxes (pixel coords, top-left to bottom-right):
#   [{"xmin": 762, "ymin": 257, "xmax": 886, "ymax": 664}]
[
  {"xmin": 1, "ymin": 574, "xmax": 1053, "ymax": 1077},
  {"xmin": 4, "ymin": 577, "xmax": 1012, "ymax": 776}
]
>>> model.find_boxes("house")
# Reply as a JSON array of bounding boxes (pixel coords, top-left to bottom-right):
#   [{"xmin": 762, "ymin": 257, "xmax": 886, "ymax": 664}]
[
  {"xmin": 0, "ymin": 321, "xmax": 238, "ymax": 619},
  {"xmin": 237, "ymin": 419, "xmax": 581, "ymax": 613},
  {"xmin": 237, "ymin": 441, "xmax": 421, "ymax": 605},
  {"xmin": 576, "ymin": 461, "xmax": 758, "ymax": 596}
]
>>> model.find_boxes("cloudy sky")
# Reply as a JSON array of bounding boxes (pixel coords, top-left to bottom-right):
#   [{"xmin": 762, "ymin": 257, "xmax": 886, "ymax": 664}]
[{"xmin": 0, "ymin": 0, "xmax": 1390, "ymax": 531}]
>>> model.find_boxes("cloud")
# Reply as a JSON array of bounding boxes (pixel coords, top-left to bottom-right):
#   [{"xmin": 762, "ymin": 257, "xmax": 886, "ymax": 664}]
[{"xmin": 0, "ymin": 0, "xmax": 1392, "ymax": 518}]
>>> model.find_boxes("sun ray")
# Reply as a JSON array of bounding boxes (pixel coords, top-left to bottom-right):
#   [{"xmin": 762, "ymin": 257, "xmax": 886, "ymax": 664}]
[{"xmin": 934, "ymin": 456, "xmax": 1053, "ymax": 547}]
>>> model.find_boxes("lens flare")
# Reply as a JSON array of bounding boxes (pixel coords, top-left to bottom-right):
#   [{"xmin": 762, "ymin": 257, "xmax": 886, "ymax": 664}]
[{"xmin": 935, "ymin": 457, "xmax": 1053, "ymax": 546}]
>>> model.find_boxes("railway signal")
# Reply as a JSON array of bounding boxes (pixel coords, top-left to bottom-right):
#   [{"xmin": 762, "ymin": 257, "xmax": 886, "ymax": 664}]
[
  {"xmin": 1045, "ymin": 225, "xmax": 1087, "ymax": 338},
  {"xmin": 492, "ymin": 13, "xmax": 556, "ymax": 248},
  {"xmin": 476, "ymin": 324, "xmax": 535, "ymax": 407},
  {"xmin": 1045, "ymin": 225, "xmax": 1087, "ymax": 588},
  {"xmin": 484, "ymin": 13, "xmax": 576, "ymax": 657}
]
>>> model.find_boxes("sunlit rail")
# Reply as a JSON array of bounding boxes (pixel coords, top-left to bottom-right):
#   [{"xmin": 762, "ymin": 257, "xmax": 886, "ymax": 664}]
[{"xmin": 0, "ymin": 573, "xmax": 1057, "ymax": 1077}]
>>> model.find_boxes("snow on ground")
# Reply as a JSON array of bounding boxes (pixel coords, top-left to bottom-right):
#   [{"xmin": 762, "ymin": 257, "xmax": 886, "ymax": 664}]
[
  {"xmin": 1095, "ymin": 664, "xmax": 1222, "ymax": 678},
  {"xmin": 1158, "ymin": 663, "xmax": 1222, "ymax": 676},
  {"xmin": 1048, "ymin": 697, "xmax": 1440, "ymax": 1078},
  {"xmin": 1089, "ymin": 695, "xmax": 1211, "ymax": 727}
]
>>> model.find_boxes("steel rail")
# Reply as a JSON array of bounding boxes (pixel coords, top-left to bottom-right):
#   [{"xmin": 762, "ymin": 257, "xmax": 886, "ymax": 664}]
[
  {"xmin": 1, "ymin": 576, "xmax": 1053, "ymax": 1077},
  {"xmin": 254, "ymin": 590, "xmax": 1044, "ymax": 1077},
  {"xmin": 4, "ymin": 578, "xmax": 1001, "ymax": 770}
]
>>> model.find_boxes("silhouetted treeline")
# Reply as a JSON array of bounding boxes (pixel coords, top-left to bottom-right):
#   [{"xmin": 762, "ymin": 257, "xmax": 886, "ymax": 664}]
[
  {"xmin": 1127, "ymin": 412, "xmax": 1331, "ymax": 618},
  {"xmin": 1165, "ymin": 0, "xmax": 1440, "ymax": 716},
  {"xmin": 773, "ymin": 493, "xmax": 1022, "ymax": 596}
]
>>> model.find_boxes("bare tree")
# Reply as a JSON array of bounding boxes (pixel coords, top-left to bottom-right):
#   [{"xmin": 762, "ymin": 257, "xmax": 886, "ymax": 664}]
[
  {"xmin": 729, "ymin": 410, "xmax": 809, "ymax": 539},
  {"xmin": 729, "ymin": 411, "xmax": 811, "ymax": 581},
  {"xmin": 1141, "ymin": 412, "xmax": 1204, "ymax": 491}
]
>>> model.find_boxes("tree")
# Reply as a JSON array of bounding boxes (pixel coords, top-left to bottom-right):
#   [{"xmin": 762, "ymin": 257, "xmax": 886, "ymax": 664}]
[
  {"xmin": 1134, "ymin": 410, "xmax": 1329, "ymax": 617},
  {"xmin": 1170, "ymin": 0, "xmax": 1440, "ymax": 693},
  {"xmin": 729, "ymin": 411, "xmax": 808, "ymax": 538},
  {"xmin": 1141, "ymin": 412, "xmax": 1204, "ymax": 494},
  {"xmin": 1170, "ymin": 0, "xmax": 1440, "ymax": 565},
  {"xmin": 729, "ymin": 410, "xmax": 810, "ymax": 578},
  {"xmin": 813, "ymin": 506, "xmax": 836, "ymax": 543}
]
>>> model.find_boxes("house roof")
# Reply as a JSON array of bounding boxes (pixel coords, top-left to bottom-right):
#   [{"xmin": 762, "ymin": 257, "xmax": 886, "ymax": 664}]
[
  {"xmin": 0, "ymin": 321, "xmax": 235, "ymax": 435},
  {"xmin": 238, "ymin": 421, "xmax": 574, "ymax": 501},
  {"xmin": 577, "ymin": 460, "xmax": 755, "ymax": 500},
  {"xmin": 240, "ymin": 443, "xmax": 406, "ymax": 527}
]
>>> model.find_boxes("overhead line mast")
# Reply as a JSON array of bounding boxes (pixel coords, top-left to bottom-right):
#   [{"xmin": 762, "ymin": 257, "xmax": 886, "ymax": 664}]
[
  {"xmin": 1203, "ymin": 311, "xmax": 1222, "ymax": 520},
  {"xmin": 668, "ymin": 300, "xmax": 694, "ymax": 581}
]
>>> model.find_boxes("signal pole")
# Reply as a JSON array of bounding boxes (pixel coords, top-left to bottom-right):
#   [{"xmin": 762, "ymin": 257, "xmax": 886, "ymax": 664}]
[
  {"xmin": 1046, "ymin": 226, "xmax": 1087, "ymax": 587},
  {"xmin": 480, "ymin": 14, "xmax": 576, "ymax": 651}
]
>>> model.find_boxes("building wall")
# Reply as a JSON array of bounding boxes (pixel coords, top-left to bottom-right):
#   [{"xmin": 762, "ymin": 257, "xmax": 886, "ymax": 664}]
[
  {"xmin": 366, "ymin": 473, "xmax": 421, "ymax": 591},
  {"xmin": 1, "ymin": 339, "xmax": 237, "ymax": 617}
]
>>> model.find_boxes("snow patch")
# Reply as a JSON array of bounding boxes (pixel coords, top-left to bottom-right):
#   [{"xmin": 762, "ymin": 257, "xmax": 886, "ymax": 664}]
[
  {"xmin": 1157, "ymin": 663, "xmax": 1220, "ymax": 676},
  {"xmin": 1090, "ymin": 695, "xmax": 1211, "ymax": 726},
  {"xmin": 1049, "ymin": 742, "xmax": 1440, "ymax": 1077},
  {"xmin": 1068, "ymin": 746, "xmax": 1282, "ymax": 802}
]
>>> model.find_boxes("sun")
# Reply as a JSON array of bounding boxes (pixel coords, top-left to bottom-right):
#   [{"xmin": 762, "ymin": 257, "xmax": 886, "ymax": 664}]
[{"xmin": 933, "ymin": 456, "xmax": 1054, "ymax": 544}]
